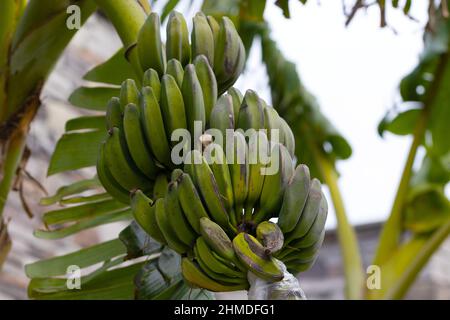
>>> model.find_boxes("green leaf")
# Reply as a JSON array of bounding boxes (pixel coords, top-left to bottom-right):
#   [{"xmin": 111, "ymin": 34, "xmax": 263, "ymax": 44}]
[
  {"xmin": 83, "ymin": 48, "xmax": 137, "ymax": 85},
  {"xmin": 403, "ymin": 184, "xmax": 450, "ymax": 234},
  {"xmin": 34, "ymin": 209, "xmax": 131, "ymax": 239},
  {"xmin": 161, "ymin": 0, "xmax": 181, "ymax": 22},
  {"xmin": 65, "ymin": 115, "xmax": 106, "ymax": 132},
  {"xmin": 40, "ymin": 177, "xmax": 101, "ymax": 205},
  {"xmin": 275, "ymin": 0, "xmax": 290, "ymax": 18},
  {"xmin": 379, "ymin": 109, "xmax": 421, "ymax": 136},
  {"xmin": 25, "ymin": 239, "xmax": 126, "ymax": 278},
  {"xmin": 68, "ymin": 86, "xmax": 120, "ymax": 111},
  {"xmin": 119, "ymin": 222, "xmax": 162, "ymax": 259},
  {"xmin": 47, "ymin": 130, "xmax": 106, "ymax": 175},
  {"xmin": 43, "ymin": 198, "xmax": 128, "ymax": 226}
]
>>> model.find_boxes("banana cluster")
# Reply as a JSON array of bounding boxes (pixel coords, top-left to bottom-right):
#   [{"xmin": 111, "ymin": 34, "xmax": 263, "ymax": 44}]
[{"xmin": 137, "ymin": 11, "xmax": 244, "ymax": 95}]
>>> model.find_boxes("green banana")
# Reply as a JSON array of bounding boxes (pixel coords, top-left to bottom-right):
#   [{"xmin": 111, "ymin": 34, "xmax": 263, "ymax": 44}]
[
  {"xmin": 209, "ymin": 94, "xmax": 235, "ymax": 142},
  {"xmin": 182, "ymin": 258, "xmax": 248, "ymax": 292},
  {"xmin": 177, "ymin": 172, "xmax": 209, "ymax": 233},
  {"xmin": 254, "ymin": 143, "xmax": 294, "ymax": 223},
  {"xmin": 171, "ymin": 168, "xmax": 184, "ymax": 182},
  {"xmin": 119, "ymin": 79, "xmax": 139, "ymax": 111},
  {"xmin": 191, "ymin": 151, "xmax": 229, "ymax": 229},
  {"xmin": 191, "ymin": 12, "xmax": 215, "ymax": 65},
  {"xmin": 228, "ymin": 87, "xmax": 243, "ymax": 122},
  {"xmin": 214, "ymin": 17, "xmax": 245, "ymax": 94},
  {"xmin": 106, "ymin": 97, "xmax": 122, "ymax": 130},
  {"xmin": 281, "ymin": 229, "xmax": 325, "ymax": 262},
  {"xmin": 285, "ymin": 256, "xmax": 318, "ymax": 273},
  {"xmin": 237, "ymin": 90, "xmax": 265, "ymax": 131},
  {"xmin": 165, "ymin": 181, "xmax": 196, "ymax": 247},
  {"xmin": 232, "ymin": 232, "xmax": 284, "ymax": 282},
  {"xmin": 140, "ymin": 86, "xmax": 171, "ymax": 168},
  {"xmin": 181, "ymin": 64, "xmax": 206, "ymax": 137},
  {"xmin": 206, "ymin": 15, "xmax": 220, "ymax": 49},
  {"xmin": 166, "ymin": 59, "xmax": 184, "ymax": 88},
  {"xmin": 244, "ymin": 131, "xmax": 269, "ymax": 216},
  {"xmin": 155, "ymin": 198, "xmax": 189, "ymax": 254},
  {"xmin": 137, "ymin": 12, "xmax": 166, "ymax": 76},
  {"xmin": 193, "ymin": 245, "xmax": 247, "ymax": 285},
  {"xmin": 199, "ymin": 217, "xmax": 235, "ymax": 261},
  {"xmin": 284, "ymin": 178, "xmax": 325, "ymax": 243},
  {"xmin": 195, "ymin": 237, "xmax": 244, "ymax": 278},
  {"xmin": 166, "ymin": 11, "xmax": 190, "ymax": 66},
  {"xmin": 278, "ymin": 164, "xmax": 311, "ymax": 233},
  {"xmin": 123, "ymin": 103, "xmax": 158, "ymax": 179},
  {"xmin": 228, "ymin": 131, "xmax": 248, "ymax": 222},
  {"xmin": 263, "ymin": 106, "xmax": 284, "ymax": 145},
  {"xmin": 104, "ymin": 127, "xmax": 151, "ymax": 191},
  {"xmin": 131, "ymin": 190, "xmax": 166, "ymax": 244},
  {"xmin": 279, "ymin": 117, "xmax": 295, "ymax": 158},
  {"xmin": 193, "ymin": 55, "xmax": 218, "ymax": 123},
  {"xmin": 256, "ymin": 221, "xmax": 284, "ymax": 254},
  {"xmin": 96, "ymin": 142, "xmax": 130, "ymax": 204},
  {"xmin": 160, "ymin": 74, "xmax": 187, "ymax": 142},
  {"xmin": 291, "ymin": 193, "xmax": 328, "ymax": 248},
  {"xmin": 153, "ymin": 174, "xmax": 168, "ymax": 199},
  {"xmin": 142, "ymin": 68, "xmax": 161, "ymax": 101}
]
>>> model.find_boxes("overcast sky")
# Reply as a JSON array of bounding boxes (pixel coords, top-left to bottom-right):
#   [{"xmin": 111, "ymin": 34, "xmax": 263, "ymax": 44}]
[{"xmin": 154, "ymin": 0, "xmax": 430, "ymax": 228}]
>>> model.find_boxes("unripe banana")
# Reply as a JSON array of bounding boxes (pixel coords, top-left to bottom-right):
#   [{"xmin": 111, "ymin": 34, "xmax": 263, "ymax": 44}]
[
  {"xmin": 153, "ymin": 173, "xmax": 168, "ymax": 199},
  {"xmin": 254, "ymin": 143, "xmax": 294, "ymax": 223},
  {"xmin": 142, "ymin": 68, "xmax": 161, "ymax": 101},
  {"xmin": 291, "ymin": 193, "xmax": 328, "ymax": 248},
  {"xmin": 244, "ymin": 131, "xmax": 269, "ymax": 216},
  {"xmin": 232, "ymin": 232, "xmax": 284, "ymax": 282},
  {"xmin": 194, "ymin": 55, "xmax": 218, "ymax": 123},
  {"xmin": 207, "ymin": 15, "xmax": 220, "ymax": 49},
  {"xmin": 171, "ymin": 168, "xmax": 184, "ymax": 182},
  {"xmin": 214, "ymin": 17, "xmax": 245, "ymax": 94},
  {"xmin": 119, "ymin": 79, "xmax": 139, "ymax": 112},
  {"xmin": 191, "ymin": 151, "xmax": 229, "ymax": 229},
  {"xmin": 165, "ymin": 181, "xmax": 196, "ymax": 247},
  {"xmin": 140, "ymin": 86, "xmax": 171, "ymax": 168},
  {"xmin": 191, "ymin": 12, "xmax": 215, "ymax": 65},
  {"xmin": 228, "ymin": 87, "xmax": 243, "ymax": 122},
  {"xmin": 205, "ymin": 145, "xmax": 234, "ymax": 216},
  {"xmin": 199, "ymin": 217, "xmax": 235, "ymax": 262},
  {"xmin": 193, "ymin": 245, "xmax": 247, "ymax": 285},
  {"xmin": 281, "ymin": 230, "xmax": 325, "ymax": 262},
  {"xmin": 166, "ymin": 11, "xmax": 190, "ymax": 66},
  {"xmin": 166, "ymin": 59, "xmax": 184, "ymax": 88},
  {"xmin": 278, "ymin": 164, "xmax": 311, "ymax": 233},
  {"xmin": 256, "ymin": 221, "xmax": 284, "ymax": 254},
  {"xmin": 228, "ymin": 131, "xmax": 248, "ymax": 222},
  {"xmin": 285, "ymin": 178, "xmax": 324, "ymax": 243},
  {"xmin": 263, "ymin": 106, "xmax": 284, "ymax": 145},
  {"xmin": 155, "ymin": 198, "xmax": 189, "ymax": 254},
  {"xmin": 177, "ymin": 172, "xmax": 209, "ymax": 233},
  {"xmin": 209, "ymin": 94, "xmax": 235, "ymax": 141},
  {"xmin": 195, "ymin": 237, "xmax": 244, "ymax": 278},
  {"xmin": 96, "ymin": 142, "xmax": 130, "ymax": 204},
  {"xmin": 131, "ymin": 190, "xmax": 166, "ymax": 244},
  {"xmin": 138, "ymin": 12, "xmax": 166, "ymax": 76},
  {"xmin": 182, "ymin": 258, "xmax": 248, "ymax": 292},
  {"xmin": 104, "ymin": 127, "xmax": 151, "ymax": 191},
  {"xmin": 237, "ymin": 90, "xmax": 265, "ymax": 131},
  {"xmin": 106, "ymin": 97, "xmax": 122, "ymax": 131},
  {"xmin": 160, "ymin": 74, "xmax": 187, "ymax": 142},
  {"xmin": 182, "ymin": 64, "xmax": 206, "ymax": 136},
  {"xmin": 123, "ymin": 103, "xmax": 158, "ymax": 179},
  {"xmin": 279, "ymin": 117, "xmax": 295, "ymax": 158}
]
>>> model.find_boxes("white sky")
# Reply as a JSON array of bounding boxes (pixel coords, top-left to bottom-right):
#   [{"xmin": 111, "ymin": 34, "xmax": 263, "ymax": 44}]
[{"xmin": 156, "ymin": 0, "xmax": 430, "ymax": 228}]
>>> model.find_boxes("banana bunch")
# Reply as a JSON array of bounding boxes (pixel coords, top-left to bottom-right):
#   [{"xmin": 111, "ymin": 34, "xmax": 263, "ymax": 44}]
[{"xmin": 137, "ymin": 11, "xmax": 245, "ymax": 95}]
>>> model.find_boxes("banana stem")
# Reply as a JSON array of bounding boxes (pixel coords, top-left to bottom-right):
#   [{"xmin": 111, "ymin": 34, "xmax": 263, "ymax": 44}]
[
  {"xmin": 315, "ymin": 150, "xmax": 364, "ymax": 300},
  {"xmin": 0, "ymin": 129, "xmax": 26, "ymax": 216},
  {"xmin": 384, "ymin": 219, "xmax": 450, "ymax": 299},
  {"xmin": 94, "ymin": 0, "xmax": 146, "ymax": 77}
]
